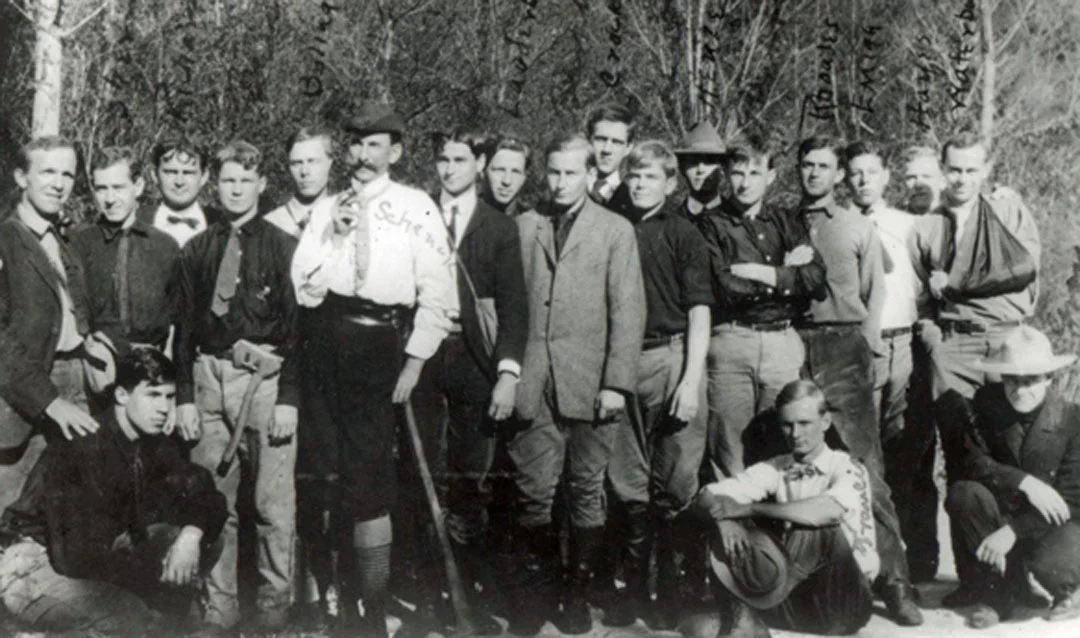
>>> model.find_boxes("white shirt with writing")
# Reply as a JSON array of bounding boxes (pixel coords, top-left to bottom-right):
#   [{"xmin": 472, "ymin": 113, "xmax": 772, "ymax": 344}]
[
  {"xmin": 704, "ymin": 447, "xmax": 879, "ymax": 580},
  {"xmin": 291, "ymin": 174, "xmax": 455, "ymax": 360}
]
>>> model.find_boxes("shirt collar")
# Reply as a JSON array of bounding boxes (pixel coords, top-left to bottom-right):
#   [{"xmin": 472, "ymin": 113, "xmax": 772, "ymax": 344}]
[
  {"xmin": 17, "ymin": 201, "xmax": 56, "ymax": 239},
  {"xmin": 946, "ymin": 195, "xmax": 979, "ymax": 220},
  {"xmin": 789, "ymin": 446, "xmax": 835, "ymax": 471},
  {"xmin": 686, "ymin": 194, "xmax": 723, "ymax": 216},
  {"xmin": 440, "ymin": 186, "xmax": 477, "ymax": 217},
  {"xmin": 639, "ymin": 200, "xmax": 675, "ymax": 223},
  {"xmin": 216, "ymin": 213, "xmax": 265, "ymax": 236},
  {"xmin": 589, "ymin": 168, "xmax": 621, "ymax": 191},
  {"xmin": 801, "ymin": 196, "xmax": 841, "ymax": 218},
  {"xmin": 158, "ymin": 201, "xmax": 203, "ymax": 218},
  {"xmin": 353, "ymin": 173, "xmax": 393, "ymax": 201},
  {"xmin": 99, "ymin": 215, "xmax": 149, "ymax": 241}
]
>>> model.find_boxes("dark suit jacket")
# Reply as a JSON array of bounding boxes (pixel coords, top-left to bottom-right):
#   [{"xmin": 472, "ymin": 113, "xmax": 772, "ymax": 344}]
[
  {"xmin": 962, "ymin": 385, "xmax": 1080, "ymax": 538},
  {"xmin": 455, "ymin": 198, "xmax": 528, "ymax": 382},
  {"xmin": 515, "ymin": 198, "xmax": 646, "ymax": 421},
  {"xmin": 0, "ymin": 216, "xmax": 90, "ymax": 453}
]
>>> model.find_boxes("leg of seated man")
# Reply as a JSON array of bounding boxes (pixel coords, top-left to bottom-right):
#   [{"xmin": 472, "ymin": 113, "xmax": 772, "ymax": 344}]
[{"xmin": 0, "ymin": 539, "xmax": 153, "ymax": 634}]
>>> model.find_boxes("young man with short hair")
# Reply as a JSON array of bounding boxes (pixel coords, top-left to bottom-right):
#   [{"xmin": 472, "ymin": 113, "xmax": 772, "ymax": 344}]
[
  {"xmin": 266, "ymin": 127, "xmax": 336, "ymax": 238},
  {"xmin": 695, "ymin": 379, "xmax": 877, "ymax": 637},
  {"xmin": 510, "ymin": 134, "xmax": 646, "ymax": 635},
  {"xmin": 705, "ymin": 136, "xmax": 826, "ymax": 479},
  {"xmin": 290, "ymin": 103, "xmax": 456, "ymax": 638},
  {"xmin": 483, "ymin": 134, "xmax": 531, "ymax": 217},
  {"xmin": 173, "ymin": 140, "xmax": 300, "ymax": 634},
  {"xmin": 603, "ymin": 140, "xmax": 712, "ymax": 630},
  {"xmin": 0, "ymin": 136, "xmax": 97, "ymax": 483},
  {"xmin": 72, "ymin": 146, "xmax": 179, "ymax": 361},
  {"xmin": 141, "ymin": 135, "xmax": 217, "ymax": 247},
  {"xmin": 585, "ymin": 103, "xmax": 636, "ymax": 216},
  {"xmin": 948, "ymin": 326, "xmax": 1080, "ymax": 629},
  {"xmin": 0, "ymin": 347, "xmax": 227, "ymax": 635},
  {"xmin": 796, "ymin": 136, "xmax": 922, "ymax": 626}
]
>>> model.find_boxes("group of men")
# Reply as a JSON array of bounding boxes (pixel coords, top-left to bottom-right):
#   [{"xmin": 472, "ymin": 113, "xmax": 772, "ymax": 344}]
[{"xmin": 0, "ymin": 97, "xmax": 1078, "ymax": 638}]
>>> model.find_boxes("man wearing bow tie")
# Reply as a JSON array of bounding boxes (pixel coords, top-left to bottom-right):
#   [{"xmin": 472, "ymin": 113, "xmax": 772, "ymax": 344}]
[
  {"xmin": 1, "ymin": 137, "xmax": 98, "ymax": 488},
  {"xmin": 266, "ymin": 127, "xmax": 335, "ymax": 239},
  {"xmin": 290, "ymin": 103, "xmax": 455, "ymax": 638},
  {"xmin": 139, "ymin": 135, "xmax": 219, "ymax": 247},
  {"xmin": 695, "ymin": 380, "xmax": 877, "ymax": 637}
]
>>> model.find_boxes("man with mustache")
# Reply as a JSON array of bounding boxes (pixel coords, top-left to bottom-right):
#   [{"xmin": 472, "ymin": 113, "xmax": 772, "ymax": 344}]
[
  {"xmin": 796, "ymin": 136, "xmax": 923, "ymax": 627},
  {"xmin": 0, "ymin": 136, "xmax": 97, "ymax": 487},
  {"xmin": 173, "ymin": 141, "xmax": 300, "ymax": 635},
  {"xmin": 947, "ymin": 326, "xmax": 1080, "ymax": 629},
  {"xmin": 482, "ymin": 133, "xmax": 531, "ymax": 217},
  {"xmin": 266, "ymin": 127, "xmax": 336, "ymax": 239},
  {"xmin": 291, "ymin": 103, "xmax": 455, "ymax": 638},
  {"xmin": 139, "ymin": 135, "xmax": 219, "ymax": 248},
  {"xmin": 0, "ymin": 348, "xmax": 227, "ymax": 635}
]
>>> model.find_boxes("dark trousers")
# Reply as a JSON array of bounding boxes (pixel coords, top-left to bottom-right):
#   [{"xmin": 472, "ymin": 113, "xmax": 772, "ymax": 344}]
[
  {"xmin": 712, "ymin": 524, "xmax": 873, "ymax": 635},
  {"xmin": 799, "ymin": 324, "xmax": 910, "ymax": 584},
  {"xmin": 946, "ymin": 480, "xmax": 1080, "ymax": 606}
]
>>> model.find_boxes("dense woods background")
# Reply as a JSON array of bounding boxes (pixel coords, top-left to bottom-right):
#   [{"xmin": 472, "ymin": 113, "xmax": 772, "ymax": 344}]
[{"xmin": 1, "ymin": 0, "xmax": 1080, "ymax": 348}]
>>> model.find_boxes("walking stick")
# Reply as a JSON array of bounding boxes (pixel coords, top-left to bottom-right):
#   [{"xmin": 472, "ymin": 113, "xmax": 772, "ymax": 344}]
[{"xmin": 402, "ymin": 400, "xmax": 479, "ymax": 636}]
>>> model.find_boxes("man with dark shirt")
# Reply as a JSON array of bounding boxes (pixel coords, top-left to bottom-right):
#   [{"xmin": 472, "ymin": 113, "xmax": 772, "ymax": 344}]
[
  {"xmin": 675, "ymin": 121, "xmax": 727, "ymax": 236},
  {"xmin": 704, "ymin": 136, "xmax": 827, "ymax": 479},
  {"xmin": 796, "ymin": 136, "xmax": 922, "ymax": 627},
  {"xmin": 173, "ymin": 141, "xmax": 300, "ymax": 633},
  {"xmin": 72, "ymin": 146, "xmax": 178, "ymax": 362},
  {"xmin": 603, "ymin": 141, "xmax": 712, "ymax": 630},
  {"xmin": 0, "ymin": 348, "xmax": 226, "ymax": 635}
]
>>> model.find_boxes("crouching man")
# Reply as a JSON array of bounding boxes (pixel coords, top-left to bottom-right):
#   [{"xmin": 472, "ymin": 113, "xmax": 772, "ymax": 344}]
[
  {"xmin": 945, "ymin": 326, "xmax": 1080, "ymax": 629},
  {"xmin": 0, "ymin": 348, "xmax": 227, "ymax": 635},
  {"xmin": 693, "ymin": 380, "xmax": 877, "ymax": 637}
]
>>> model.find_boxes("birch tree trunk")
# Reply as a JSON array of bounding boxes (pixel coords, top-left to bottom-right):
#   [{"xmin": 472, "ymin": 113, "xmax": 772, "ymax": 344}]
[{"xmin": 32, "ymin": 0, "xmax": 64, "ymax": 136}]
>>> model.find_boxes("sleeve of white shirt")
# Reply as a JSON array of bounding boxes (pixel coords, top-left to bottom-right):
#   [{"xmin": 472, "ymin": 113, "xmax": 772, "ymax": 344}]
[
  {"xmin": 405, "ymin": 193, "xmax": 455, "ymax": 360},
  {"xmin": 703, "ymin": 461, "xmax": 781, "ymax": 504},
  {"xmin": 290, "ymin": 199, "xmax": 335, "ymax": 308}
]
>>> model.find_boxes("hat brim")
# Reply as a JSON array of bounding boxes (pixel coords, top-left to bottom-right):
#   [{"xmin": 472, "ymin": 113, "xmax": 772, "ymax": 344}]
[
  {"xmin": 971, "ymin": 354, "xmax": 1077, "ymax": 376},
  {"xmin": 708, "ymin": 534, "xmax": 789, "ymax": 610},
  {"xmin": 674, "ymin": 147, "xmax": 728, "ymax": 158}
]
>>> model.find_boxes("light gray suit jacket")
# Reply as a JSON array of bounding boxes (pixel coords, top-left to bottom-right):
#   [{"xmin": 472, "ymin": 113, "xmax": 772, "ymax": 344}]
[{"xmin": 515, "ymin": 198, "xmax": 646, "ymax": 422}]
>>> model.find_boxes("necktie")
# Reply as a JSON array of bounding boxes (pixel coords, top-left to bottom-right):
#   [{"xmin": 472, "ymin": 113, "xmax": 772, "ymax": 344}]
[
  {"xmin": 211, "ymin": 228, "xmax": 242, "ymax": 317},
  {"xmin": 55, "ymin": 230, "xmax": 90, "ymax": 335},
  {"xmin": 446, "ymin": 204, "xmax": 459, "ymax": 248},
  {"xmin": 116, "ymin": 231, "xmax": 132, "ymax": 335},
  {"xmin": 166, "ymin": 214, "xmax": 199, "ymax": 229},
  {"xmin": 340, "ymin": 192, "xmax": 371, "ymax": 293},
  {"xmin": 288, "ymin": 201, "xmax": 312, "ymax": 232},
  {"xmin": 553, "ymin": 213, "xmax": 573, "ymax": 258},
  {"xmin": 590, "ymin": 180, "xmax": 611, "ymax": 204}
]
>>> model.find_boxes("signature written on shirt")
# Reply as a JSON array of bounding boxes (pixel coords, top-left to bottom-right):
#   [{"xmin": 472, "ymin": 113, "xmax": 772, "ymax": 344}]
[{"xmin": 371, "ymin": 201, "xmax": 454, "ymax": 269}]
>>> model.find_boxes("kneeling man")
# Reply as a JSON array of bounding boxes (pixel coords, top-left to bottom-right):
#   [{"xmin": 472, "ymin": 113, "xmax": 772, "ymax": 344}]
[
  {"xmin": 0, "ymin": 348, "xmax": 226, "ymax": 635},
  {"xmin": 694, "ymin": 380, "xmax": 877, "ymax": 637},
  {"xmin": 946, "ymin": 325, "xmax": 1080, "ymax": 629}
]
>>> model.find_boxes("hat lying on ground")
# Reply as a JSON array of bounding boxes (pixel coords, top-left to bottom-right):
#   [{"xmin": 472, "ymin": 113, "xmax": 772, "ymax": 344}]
[
  {"xmin": 709, "ymin": 527, "xmax": 790, "ymax": 610},
  {"xmin": 674, "ymin": 121, "xmax": 727, "ymax": 157},
  {"xmin": 972, "ymin": 325, "xmax": 1076, "ymax": 376}
]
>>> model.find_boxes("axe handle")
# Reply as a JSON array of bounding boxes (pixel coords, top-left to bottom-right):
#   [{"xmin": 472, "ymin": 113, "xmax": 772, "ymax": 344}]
[
  {"xmin": 402, "ymin": 400, "xmax": 477, "ymax": 636},
  {"xmin": 216, "ymin": 372, "xmax": 262, "ymax": 477}
]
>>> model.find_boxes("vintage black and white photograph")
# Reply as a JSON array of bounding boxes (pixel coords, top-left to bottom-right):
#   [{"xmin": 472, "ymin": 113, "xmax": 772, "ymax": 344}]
[{"xmin": 1, "ymin": 0, "xmax": 1080, "ymax": 636}]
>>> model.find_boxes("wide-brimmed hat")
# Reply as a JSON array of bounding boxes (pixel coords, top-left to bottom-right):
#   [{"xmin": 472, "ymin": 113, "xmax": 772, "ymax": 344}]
[
  {"xmin": 709, "ymin": 527, "xmax": 790, "ymax": 610},
  {"xmin": 674, "ymin": 122, "xmax": 727, "ymax": 157},
  {"xmin": 972, "ymin": 325, "xmax": 1076, "ymax": 376},
  {"xmin": 344, "ymin": 102, "xmax": 405, "ymax": 137}
]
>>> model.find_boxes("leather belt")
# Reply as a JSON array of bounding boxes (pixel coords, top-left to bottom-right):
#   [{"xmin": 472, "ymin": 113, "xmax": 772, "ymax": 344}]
[
  {"xmin": 881, "ymin": 326, "xmax": 913, "ymax": 339},
  {"xmin": 323, "ymin": 293, "xmax": 407, "ymax": 327},
  {"xmin": 643, "ymin": 333, "xmax": 683, "ymax": 350},
  {"xmin": 940, "ymin": 319, "xmax": 1022, "ymax": 336},
  {"xmin": 715, "ymin": 319, "xmax": 792, "ymax": 333}
]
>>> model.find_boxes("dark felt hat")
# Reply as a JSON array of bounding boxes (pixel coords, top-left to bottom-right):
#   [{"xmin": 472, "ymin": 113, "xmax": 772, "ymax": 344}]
[
  {"xmin": 675, "ymin": 122, "xmax": 727, "ymax": 157},
  {"xmin": 709, "ymin": 527, "xmax": 791, "ymax": 609},
  {"xmin": 345, "ymin": 102, "xmax": 406, "ymax": 137}
]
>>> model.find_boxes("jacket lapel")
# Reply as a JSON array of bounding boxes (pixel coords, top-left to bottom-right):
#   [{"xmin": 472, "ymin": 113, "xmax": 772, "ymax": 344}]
[
  {"xmin": 459, "ymin": 199, "xmax": 489, "ymax": 247},
  {"xmin": 558, "ymin": 199, "xmax": 598, "ymax": 259},
  {"xmin": 533, "ymin": 205, "xmax": 557, "ymax": 264},
  {"xmin": 11, "ymin": 221, "xmax": 63, "ymax": 305},
  {"xmin": 1019, "ymin": 394, "xmax": 1063, "ymax": 468}
]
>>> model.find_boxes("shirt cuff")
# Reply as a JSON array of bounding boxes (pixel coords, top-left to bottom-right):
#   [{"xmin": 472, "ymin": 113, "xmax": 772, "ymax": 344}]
[
  {"xmin": 497, "ymin": 359, "xmax": 521, "ymax": 377},
  {"xmin": 405, "ymin": 328, "xmax": 443, "ymax": 360}
]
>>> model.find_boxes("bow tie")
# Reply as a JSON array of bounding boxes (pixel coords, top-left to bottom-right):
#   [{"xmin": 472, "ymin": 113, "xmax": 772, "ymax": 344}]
[
  {"xmin": 165, "ymin": 214, "xmax": 199, "ymax": 229},
  {"xmin": 783, "ymin": 462, "xmax": 825, "ymax": 482}
]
